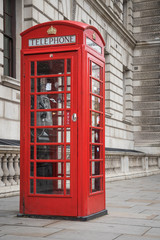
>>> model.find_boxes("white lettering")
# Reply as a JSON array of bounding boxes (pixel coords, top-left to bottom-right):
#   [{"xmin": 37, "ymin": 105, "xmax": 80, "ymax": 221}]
[{"xmin": 28, "ymin": 35, "xmax": 76, "ymax": 47}]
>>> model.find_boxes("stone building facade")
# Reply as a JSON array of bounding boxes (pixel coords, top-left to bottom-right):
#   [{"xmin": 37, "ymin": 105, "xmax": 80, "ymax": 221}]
[{"xmin": 0, "ymin": 0, "xmax": 160, "ymax": 192}]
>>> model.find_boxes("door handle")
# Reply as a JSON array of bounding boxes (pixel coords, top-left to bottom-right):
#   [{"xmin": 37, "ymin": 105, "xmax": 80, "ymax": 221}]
[{"xmin": 72, "ymin": 113, "xmax": 77, "ymax": 122}]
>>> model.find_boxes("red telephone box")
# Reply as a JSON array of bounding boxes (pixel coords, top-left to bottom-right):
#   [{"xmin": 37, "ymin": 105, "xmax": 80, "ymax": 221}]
[{"xmin": 20, "ymin": 20, "xmax": 107, "ymax": 220}]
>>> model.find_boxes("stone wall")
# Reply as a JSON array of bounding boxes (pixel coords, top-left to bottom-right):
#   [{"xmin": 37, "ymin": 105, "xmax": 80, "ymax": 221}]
[{"xmin": 133, "ymin": 0, "xmax": 160, "ymax": 154}]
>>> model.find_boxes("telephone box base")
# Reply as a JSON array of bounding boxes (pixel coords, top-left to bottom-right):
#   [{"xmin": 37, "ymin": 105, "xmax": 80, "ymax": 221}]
[{"xmin": 17, "ymin": 210, "xmax": 108, "ymax": 221}]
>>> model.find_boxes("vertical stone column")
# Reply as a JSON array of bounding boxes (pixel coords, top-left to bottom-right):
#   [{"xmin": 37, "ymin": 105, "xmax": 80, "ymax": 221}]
[
  {"xmin": 2, "ymin": 154, "xmax": 11, "ymax": 186},
  {"xmin": 0, "ymin": 154, "xmax": 5, "ymax": 186},
  {"xmin": 13, "ymin": 154, "xmax": 20, "ymax": 184},
  {"xmin": 8, "ymin": 154, "xmax": 16, "ymax": 185}
]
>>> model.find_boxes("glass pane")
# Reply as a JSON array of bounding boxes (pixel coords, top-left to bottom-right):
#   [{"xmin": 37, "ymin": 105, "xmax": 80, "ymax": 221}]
[
  {"xmin": 92, "ymin": 96, "xmax": 101, "ymax": 111},
  {"xmin": 36, "ymin": 162, "xmax": 64, "ymax": 177},
  {"xmin": 30, "ymin": 179, "xmax": 34, "ymax": 194},
  {"xmin": 4, "ymin": 14, "xmax": 12, "ymax": 36},
  {"xmin": 66, "ymin": 128, "xmax": 70, "ymax": 143},
  {"xmin": 30, "ymin": 146, "xmax": 34, "ymax": 159},
  {"xmin": 37, "ymin": 77, "xmax": 64, "ymax": 92},
  {"xmin": 92, "ymin": 62, "xmax": 100, "ymax": 79},
  {"xmin": 37, "ymin": 94, "xmax": 64, "ymax": 109},
  {"xmin": 37, "ymin": 128, "xmax": 64, "ymax": 143},
  {"xmin": 37, "ymin": 59, "xmax": 64, "ymax": 75},
  {"xmin": 31, "ymin": 95, "xmax": 34, "ymax": 109},
  {"xmin": 92, "ymin": 145, "xmax": 100, "ymax": 159},
  {"xmin": 92, "ymin": 79, "xmax": 101, "ymax": 95},
  {"xmin": 66, "ymin": 145, "xmax": 70, "ymax": 159},
  {"xmin": 4, "ymin": 0, "xmax": 12, "ymax": 14},
  {"xmin": 92, "ymin": 177, "xmax": 101, "ymax": 192},
  {"xmin": 92, "ymin": 129, "xmax": 100, "ymax": 143},
  {"xmin": 30, "ymin": 129, "xmax": 34, "ymax": 142},
  {"xmin": 30, "ymin": 162, "xmax": 34, "ymax": 177},
  {"xmin": 67, "ymin": 59, "xmax": 71, "ymax": 73},
  {"xmin": 4, "ymin": 37, "xmax": 10, "ymax": 58},
  {"xmin": 66, "ymin": 94, "xmax": 71, "ymax": 108},
  {"xmin": 66, "ymin": 162, "xmax": 70, "ymax": 177},
  {"xmin": 31, "ymin": 79, "xmax": 34, "ymax": 92},
  {"xmin": 4, "ymin": 57, "xmax": 10, "ymax": 76},
  {"xmin": 92, "ymin": 161, "xmax": 100, "ymax": 176},
  {"xmin": 91, "ymin": 112, "xmax": 101, "ymax": 127},
  {"xmin": 67, "ymin": 76, "xmax": 71, "ymax": 91},
  {"xmin": 37, "ymin": 111, "xmax": 64, "ymax": 126},
  {"xmin": 31, "ymin": 62, "xmax": 34, "ymax": 76},
  {"xmin": 36, "ymin": 145, "xmax": 64, "ymax": 160},
  {"xmin": 30, "ymin": 112, "xmax": 34, "ymax": 126},
  {"xmin": 36, "ymin": 179, "xmax": 64, "ymax": 195},
  {"xmin": 66, "ymin": 180, "xmax": 70, "ymax": 195}
]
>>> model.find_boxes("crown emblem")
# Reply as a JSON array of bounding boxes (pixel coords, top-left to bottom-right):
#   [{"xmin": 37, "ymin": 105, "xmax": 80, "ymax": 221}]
[
  {"xmin": 92, "ymin": 32, "xmax": 96, "ymax": 40},
  {"xmin": 47, "ymin": 26, "xmax": 57, "ymax": 35}
]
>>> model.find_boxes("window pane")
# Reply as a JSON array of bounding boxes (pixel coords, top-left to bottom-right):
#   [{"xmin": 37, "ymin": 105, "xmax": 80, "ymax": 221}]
[
  {"xmin": 36, "ymin": 162, "xmax": 64, "ymax": 177},
  {"xmin": 37, "ymin": 77, "xmax": 64, "ymax": 92},
  {"xmin": 4, "ymin": 57, "xmax": 10, "ymax": 76},
  {"xmin": 67, "ymin": 76, "xmax": 71, "ymax": 91},
  {"xmin": 30, "ymin": 145, "xmax": 34, "ymax": 159},
  {"xmin": 66, "ymin": 162, "xmax": 70, "ymax": 177},
  {"xmin": 66, "ymin": 94, "xmax": 71, "ymax": 108},
  {"xmin": 36, "ymin": 111, "xmax": 64, "ymax": 126},
  {"xmin": 36, "ymin": 179, "xmax": 64, "ymax": 195},
  {"xmin": 67, "ymin": 59, "xmax": 71, "ymax": 73},
  {"xmin": 66, "ymin": 180, "xmax": 70, "ymax": 195},
  {"xmin": 31, "ymin": 79, "xmax": 34, "ymax": 92},
  {"xmin": 4, "ymin": 14, "xmax": 12, "ymax": 36},
  {"xmin": 4, "ymin": 37, "xmax": 10, "ymax": 58},
  {"xmin": 66, "ymin": 128, "xmax": 70, "ymax": 143},
  {"xmin": 37, "ymin": 59, "xmax": 64, "ymax": 75},
  {"xmin": 91, "ymin": 112, "xmax": 101, "ymax": 127},
  {"xmin": 92, "ymin": 129, "xmax": 101, "ymax": 143},
  {"xmin": 92, "ymin": 95, "xmax": 101, "ymax": 111},
  {"xmin": 30, "ymin": 179, "xmax": 34, "ymax": 194},
  {"xmin": 36, "ymin": 128, "xmax": 64, "ymax": 143},
  {"xmin": 30, "ymin": 112, "xmax": 34, "ymax": 126},
  {"xmin": 92, "ymin": 177, "xmax": 101, "ymax": 192},
  {"xmin": 31, "ymin": 62, "xmax": 34, "ymax": 76},
  {"xmin": 37, "ymin": 94, "xmax": 64, "ymax": 109},
  {"xmin": 92, "ymin": 145, "xmax": 100, "ymax": 159},
  {"xmin": 31, "ymin": 95, "xmax": 34, "ymax": 109},
  {"xmin": 92, "ymin": 79, "xmax": 101, "ymax": 95},
  {"xmin": 4, "ymin": 0, "xmax": 12, "ymax": 14},
  {"xmin": 66, "ymin": 145, "xmax": 70, "ymax": 159},
  {"xmin": 36, "ymin": 145, "xmax": 64, "ymax": 160},
  {"xmin": 92, "ymin": 161, "xmax": 101, "ymax": 176},
  {"xmin": 30, "ymin": 162, "xmax": 34, "ymax": 177},
  {"xmin": 92, "ymin": 62, "xmax": 100, "ymax": 79}
]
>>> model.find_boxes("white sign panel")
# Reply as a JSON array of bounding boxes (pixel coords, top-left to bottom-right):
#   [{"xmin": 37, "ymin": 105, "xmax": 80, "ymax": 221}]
[
  {"xmin": 29, "ymin": 35, "xmax": 76, "ymax": 47},
  {"xmin": 86, "ymin": 37, "xmax": 102, "ymax": 54}
]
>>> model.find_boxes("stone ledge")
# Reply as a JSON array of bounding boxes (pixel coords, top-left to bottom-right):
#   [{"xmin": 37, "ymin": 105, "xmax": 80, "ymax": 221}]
[
  {"xmin": 0, "ymin": 185, "xmax": 19, "ymax": 198},
  {"xmin": 1, "ymin": 76, "xmax": 20, "ymax": 90}
]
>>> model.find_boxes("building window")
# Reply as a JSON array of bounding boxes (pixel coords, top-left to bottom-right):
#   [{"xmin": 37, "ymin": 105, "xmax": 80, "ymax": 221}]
[
  {"xmin": 123, "ymin": 0, "xmax": 127, "ymax": 28},
  {"xmin": 3, "ymin": 0, "xmax": 16, "ymax": 77}
]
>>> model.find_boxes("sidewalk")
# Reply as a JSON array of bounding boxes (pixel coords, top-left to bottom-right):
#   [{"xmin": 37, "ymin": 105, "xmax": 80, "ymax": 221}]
[{"xmin": 0, "ymin": 174, "xmax": 160, "ymax": 240}]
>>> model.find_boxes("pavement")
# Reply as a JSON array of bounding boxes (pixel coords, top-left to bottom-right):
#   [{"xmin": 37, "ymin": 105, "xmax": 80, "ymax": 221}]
[{"xmin": 0, "ymin": 174, "xmax": 160, "ymax": 240}]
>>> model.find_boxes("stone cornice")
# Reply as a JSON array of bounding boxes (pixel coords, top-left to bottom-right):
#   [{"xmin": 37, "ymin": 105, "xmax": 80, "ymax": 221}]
[{"xmin": 86, "ymin": 0, "xmax": 136, "ymax": 48}]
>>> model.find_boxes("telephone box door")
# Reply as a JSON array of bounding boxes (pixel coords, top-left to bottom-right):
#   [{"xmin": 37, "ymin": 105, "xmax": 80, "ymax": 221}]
[{"xmin": 22, "ymin": 51, "xmax": 78, "ymax": 216}]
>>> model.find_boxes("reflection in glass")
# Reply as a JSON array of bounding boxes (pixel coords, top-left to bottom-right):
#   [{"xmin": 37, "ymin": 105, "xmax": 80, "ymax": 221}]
[
  {"xmin": 36, "ymin": 179, "xmax": 64, "ymax": 195},
  {"xmin": 92, "ymin": 145, "xmax": 100, "ymax": 159},
  {"xmin": 66, "ymin": 180, "xmax": 70, "ymax": 195},
  {"xmin": 30, "ymin": 129, "xmax": 34, "ymax": 142},
  {"xmin": 67, "ymin": 76, "xmax": 71, "ymax": 91},
  {"xmin": 31, "ymin": 95, "xmax": 34, "ymax": 109},
  {"xmin": 92, "ymin": 129, "xmax": 100, "ymax": 143},
  {"xmin": 66, "ymin": 145, "xmax": 70, "ymax": 159},
  {"xmin": 36, "ymin": 128, "xmax": 64, "ymax": 143},
  {"xmin": 36, "ymin": 145, "xmax": 64, "ymax": 160},
  {"xmin": 36, "ymin": 162, "xmax": 64, "ymax": 177},
  {"xmin": 92, "ymin": 177, "xmax": 101, "ymax": 192},
  {"xmin": 66, "ymin": 128, "xmax": 70, "ymax": 143},
  {"xmin": 91, "ymin": 112, "xmax": 101, "ymax": 127},
  {"xmin": 92, "ymin": 79, "xmax": 100, "ymax": 95},
  {"xmin": 37, "ymin": 59, "xmax": 64, "ymax": 75},
  {"xmin": 31, "ymin": 62, "xmax": 34, "ymax": 76},
  {"xmin": 30, "ymin": 162, "xmax": 34, "ymax": 177},
  {"xmin": 37, "ymin": 111, "xmax": 64, "ymax": 126},
  {"xmin": 66, "ymin": 162, "xmax": 70, "ymax": 177},
  {"xmin": 92, "ymin": 161, "xmax": 100, "ymax": 175},
  {"xmin": 92, "ymin": 95, "xmax": 101, "ymax": 111},
  {"xmin": 92, "ymin": 62, "xmax": 100, "ymax": 79},
  {"xmin": 30, "ymin": 179, "xmax": 34, "ymax": 193},
  {"xmin": 66, "ymin": 94, "xmax": 71, "ymax": 108},
  {"xmin": 37, "ymin": 77, "xmax": 64, "ymax": 92}
]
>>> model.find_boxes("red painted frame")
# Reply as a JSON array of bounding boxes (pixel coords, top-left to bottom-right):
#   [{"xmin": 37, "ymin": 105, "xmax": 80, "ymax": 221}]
[{"xmin": 20, "ymin": 20, "xmax": 106, "ymax": 218}]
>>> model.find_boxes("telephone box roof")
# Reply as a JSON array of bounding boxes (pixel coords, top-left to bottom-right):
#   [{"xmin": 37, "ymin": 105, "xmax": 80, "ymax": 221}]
[{"xmin": 21, "ymin": 20, "xmax": 105, "ymax": 46}]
